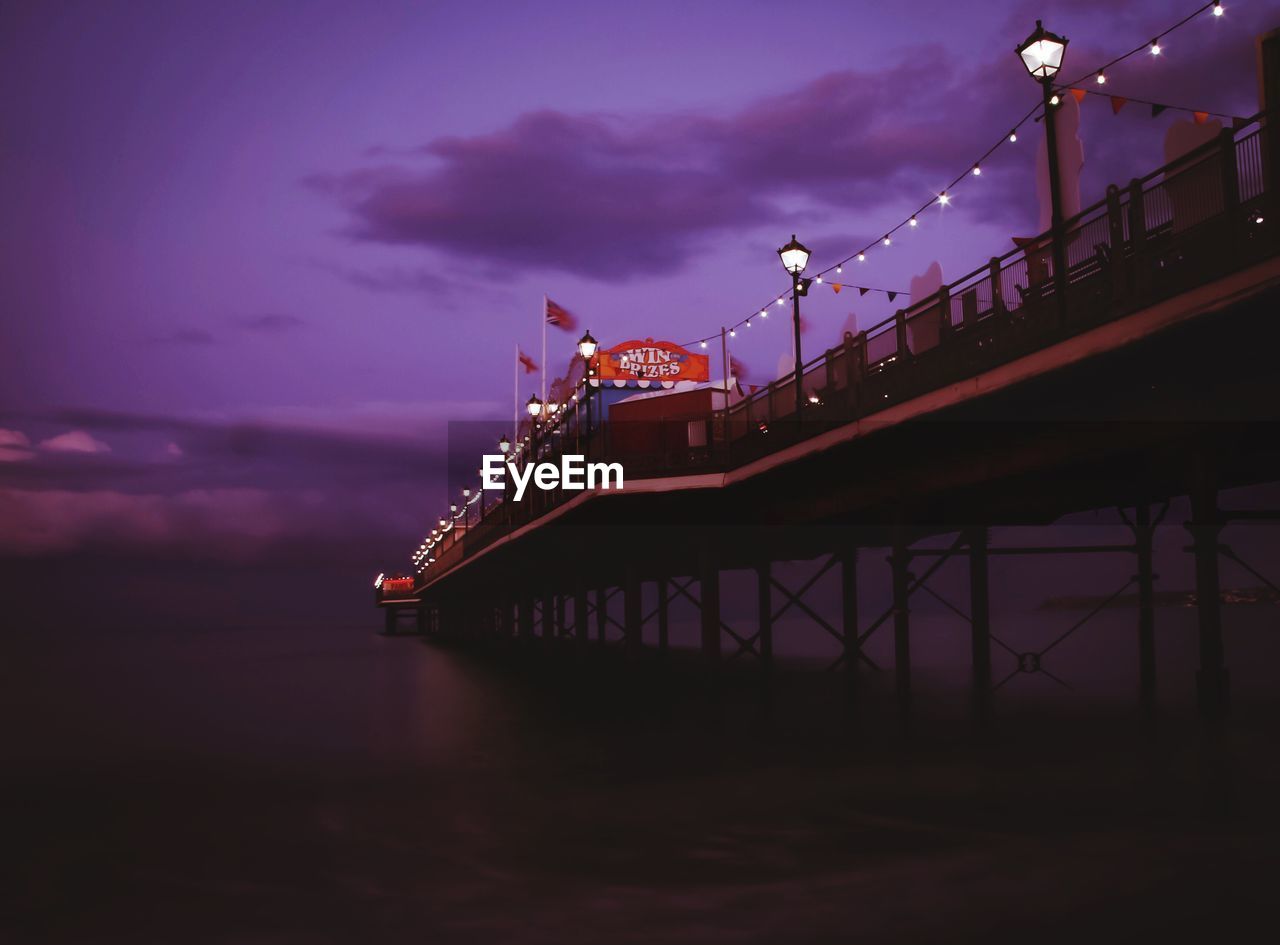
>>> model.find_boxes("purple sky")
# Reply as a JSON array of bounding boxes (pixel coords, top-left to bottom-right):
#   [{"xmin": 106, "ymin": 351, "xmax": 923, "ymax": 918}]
[{"xmin": 0, "ymin": 0, "xmax": 1272, "ymax": 563}]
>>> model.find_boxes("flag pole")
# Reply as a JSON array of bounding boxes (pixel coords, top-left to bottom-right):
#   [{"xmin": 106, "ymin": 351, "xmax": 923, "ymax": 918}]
[
  {"xmin": 513, "ymin": 342, "xmax": 519, "ymax": 441},
  {"xmin": 541, "ymin": 294, "xmax": 547, "ymax": 403}
]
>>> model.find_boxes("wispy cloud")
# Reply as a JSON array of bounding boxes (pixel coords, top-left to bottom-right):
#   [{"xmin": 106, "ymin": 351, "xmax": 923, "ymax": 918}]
[{"xmin": 39, "ymin": 430, "xmax": 110, "ymax": 454}]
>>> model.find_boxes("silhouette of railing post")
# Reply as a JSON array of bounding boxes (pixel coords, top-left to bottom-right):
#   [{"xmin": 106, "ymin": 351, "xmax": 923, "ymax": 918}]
[
  {"xmin": 1126, "ymin": 178, "xmax": 1147, "ymax": 297},
  {"xmin": 1105, "ymin": 184, "xmax": 1127, "ymax": 303},
  {"xmin": 1220, "ymin": 127, "xmax": 1241, "ymax": 259},
  {"xmin": 987, "ymin": 257, "xmax": 1003, "ymax": 319}
]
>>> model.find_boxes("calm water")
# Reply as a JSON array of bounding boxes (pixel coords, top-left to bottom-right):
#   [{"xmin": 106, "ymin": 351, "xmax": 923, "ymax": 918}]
[{"xmin": 4, "ymin": 557, "xmax": 1280, "ymax": 943}]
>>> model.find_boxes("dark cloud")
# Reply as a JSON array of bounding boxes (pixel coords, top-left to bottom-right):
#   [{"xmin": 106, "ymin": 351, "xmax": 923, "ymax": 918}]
[
  {"xmin": 309, "ymin": 48, "xmax": 1032, "ymax": 281},
  {"xmin": 236, "ymin": 313, "xmax": 306, "ymax": 332}
]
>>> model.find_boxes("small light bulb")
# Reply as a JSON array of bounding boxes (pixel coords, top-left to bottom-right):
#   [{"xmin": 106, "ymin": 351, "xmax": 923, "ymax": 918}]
[
  {"xmin": 836, "ymin": 264, "xmax": 843, "ymax": 273},
  {"xmin": 1096, "ymin": 72, "xmax": 1107, "ymax": 85},
  {"xmin": 1213, "ymin": 2, "xmax": 1224, "ymax": 16},
  {"xmin": 1150, "ymin": 39, "xmax": 1161, "ymax": 55},
  {"xmin": 972, "ymin": 164, "xmax": 982, "ymax": 176},
  {"xmin": 857, "ymin": 253, "xmax": 866, "ymax": 262},
  {"xmin": 909, "ymin": 216, "xmax": 918, "ymax": 227},
  {"xmin": 1049, "ymin": 94, "xmax": 1060, "ymax": 106},
  {"xmin": 938, "ymin": 192, "xmax": 950, "ymax": 206},
  {"xmin": 776, "ymin": 297, "xmax": 785, "ymax": 306},
  {"xmin": 1009, "ymin": 131, "xmax": 1018, "ymax": 143},
  {"xmin": 760, "ymin": 310, "xmax": 766, "ymax": 318},
  {"xmin": 700, "ymin": 341, "xmax": 707, "ymax": 348},
  {"xmin": 815, "ymin": 275, "xmax": 823, "ymax": 283},
  {"xmin": 729, "ymin": 329, "xmax": 736, "ymax": 337},
  {"xmin": 882, "ymin": 235, "xmax": 891, "ymax": 246}
]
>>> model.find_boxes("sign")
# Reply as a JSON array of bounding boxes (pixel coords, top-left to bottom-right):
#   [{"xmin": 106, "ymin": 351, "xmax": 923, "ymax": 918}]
[
  {"xmin": 595, "ymin": 338, "xmax": 710, "ymax": 384},
  {"xmin": 381, "ymin": 577, "xmax": 415, "ymax": 597}
]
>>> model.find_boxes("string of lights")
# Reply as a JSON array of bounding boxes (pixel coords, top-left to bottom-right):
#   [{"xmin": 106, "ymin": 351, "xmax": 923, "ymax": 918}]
[{"xmin": 678, "ymin": 0, "xmax": 1233, "ymax": 352}]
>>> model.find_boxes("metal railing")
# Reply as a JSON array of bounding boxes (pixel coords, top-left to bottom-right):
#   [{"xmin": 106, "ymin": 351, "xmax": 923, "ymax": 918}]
[{"xmin": 421, "ymin": 115, "xmax": 1278, "ymax": 588}]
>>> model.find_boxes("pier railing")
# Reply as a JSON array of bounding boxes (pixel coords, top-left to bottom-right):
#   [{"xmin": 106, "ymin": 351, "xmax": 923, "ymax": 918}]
[{"xmin": 421, "ymin": 114, "xmax": 1277, "ymax": 588}]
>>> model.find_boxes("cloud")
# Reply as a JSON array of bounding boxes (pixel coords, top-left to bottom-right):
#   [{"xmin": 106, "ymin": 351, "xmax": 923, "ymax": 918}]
[
  {"xmin": 0, "ymin": 428, "xmax": 34, "ymax": 463},
  {"xmin": 236, "ymin": 313, "xmax": 305, "ymax": 332},
  {"xmin": 309, "ymin": 49, "xmax": 1024, "ymax": 281},
  {"xmin": 39, "ymin": 430, "xmax": 110, "ymax": 454}
]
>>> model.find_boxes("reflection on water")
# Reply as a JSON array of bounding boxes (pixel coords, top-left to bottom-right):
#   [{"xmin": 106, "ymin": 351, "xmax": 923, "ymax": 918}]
[{"xmin": 4, "ymin": 563, "xmax": 1280, "ymax": 943}]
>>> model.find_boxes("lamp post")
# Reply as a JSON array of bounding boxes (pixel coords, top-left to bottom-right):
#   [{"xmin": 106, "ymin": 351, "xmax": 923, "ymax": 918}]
[
  {"xmin": 577, "ymin": 330, "xmax": 598, "ymax": 452},
  {"xmin": 1017, "ymin": 21, "xmax": 1069, "ymax": 320},
  {"xmin": 777, "ymin": 234, "xmax": 811, "ymax": 417}
]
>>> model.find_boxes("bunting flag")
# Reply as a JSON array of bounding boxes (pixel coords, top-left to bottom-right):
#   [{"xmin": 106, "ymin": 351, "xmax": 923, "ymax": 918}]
[
  {"xmin": 858, "ymin": 286, "xmax": 870, "ymax": 297},
  {"xmin": 831, "ymin": 283, "xmax": 842, "ymax": 294},
  {"xmin": 518, "ymin": 348, "xmax": 538, "ymax": 374},
  {"xmin": 544, "ymin": 297, "xmax": 578, "ymax": 330},
  {"xmin": 1069, "ymin": 88, "xmax": 1087, "ymax": 104},
  {"xmin": 887, "ymin": 291, "xmax": 898, "ymax": 303},
  {"xmin": 1110, "ymin": 96, "xmax": 1128, "ymax": 115},
  {"xmin": 1152, "ymin": 103, "xmax": 1168, "ymax": 118},
  {"xmin": 1194, "ymin": 111, "xmax": 1209, "ymax": 125}
]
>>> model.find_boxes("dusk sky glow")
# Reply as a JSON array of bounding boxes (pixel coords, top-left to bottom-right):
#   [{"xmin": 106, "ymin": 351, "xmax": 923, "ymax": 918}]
[{"xmin": 1, "ymin": 0, "xmax": 1272, "ymax": 561}]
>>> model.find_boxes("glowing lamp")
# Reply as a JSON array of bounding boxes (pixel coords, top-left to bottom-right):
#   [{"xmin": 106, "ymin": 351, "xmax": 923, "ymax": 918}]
[{"xmin": 1017, "ymin": 20, "xmax": 1068, "ymax": 80}]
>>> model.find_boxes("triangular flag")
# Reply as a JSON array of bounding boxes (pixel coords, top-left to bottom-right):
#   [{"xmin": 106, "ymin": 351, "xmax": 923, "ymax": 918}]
[
  {"xmin": 887, "ymin": 291, "xmax": 898, "ymax": 303},
  {"xmin": 858, "ymin": 286, "xmax": 870, "ymax": 297},
  {"xmin": 1110, "ymin": 96, "xmax": 1127, "ymax": 115},
  {"xmin": 1069, "ymin": 88, "xmax": 1087, "ymax": 104},
  {"xmin": 1151, "ymin": 103, "xmax": 1167, "ymax": 118},
  {"xmin": 1194, "ymin": 111, "xmax": 1209, "ymax": 125},
  {"xmin": 831, "ymin": 283, "xmax": 842, "ymax": 294}
]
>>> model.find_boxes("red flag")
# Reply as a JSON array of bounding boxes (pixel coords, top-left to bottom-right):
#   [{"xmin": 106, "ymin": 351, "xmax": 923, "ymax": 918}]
[
  {"xmin": 544, "ymin": 297, "xmax": 578, "ymax": 331},
  {"xmin": 1110, "ymin": 96, "xmax": 1127, "ymax": 115},
  {"xmin": 1194, "ymin": 111, "xmax": 1210, "ymax": 125},
  {"xmin": 1069, "ymin": 88, "xmax": 1087, "ymax": 104},
  {"xmin": 518, "ymin": 348, "xmax": 538, "ymax": 374}
]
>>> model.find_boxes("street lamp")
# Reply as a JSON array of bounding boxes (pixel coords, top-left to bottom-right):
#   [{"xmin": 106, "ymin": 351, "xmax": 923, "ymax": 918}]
[
  {"xmin": 498, "ymin": 434, "xmax": 510, "ymax": 453},
  {"xmin": 1017, "ymin": 21, "xmax": 1069, "ymax": 319},
  {"xmin": 577, "ymin": 329, "xmax": 598, "ymax": 359},
  {"xmin": 526, "ymin": 395, "xmax": 542, "ymax": 417},
  {"xmin": 777, "ymin": 234, "xmax": 811, "ymax": 417}
]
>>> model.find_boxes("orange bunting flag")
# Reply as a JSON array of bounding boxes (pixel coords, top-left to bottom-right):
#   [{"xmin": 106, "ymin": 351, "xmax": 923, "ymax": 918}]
[
  {"xmin": 1110, "ymin": 96, "xmax": 1127, "ymax": 114},
  {"xmin": 1194, "ymin": 111, "xmax": 1210, "ymax": 125},
  {"xmin": 1069, "ymin": 88, "xmax": 1087, "ymax": 104},
  {"xmin": 831, "ymin": 283, "xmax": 842, "ymax": 294}
]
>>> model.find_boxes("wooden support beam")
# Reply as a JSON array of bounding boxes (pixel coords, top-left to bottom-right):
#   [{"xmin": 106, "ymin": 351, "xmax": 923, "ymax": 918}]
[
  {"xmin": 624, "ymin": 564, "xmax": 642, "ymax": 656},
  {"xmin": 1135, "ymin": 505, "xmax": 1157, "ymax": 719},
  {"xmin": 757, "ymin": 562, "xmax": 773, "ymax": 668},
  {"xmin": 657, "ymin": 577, "xmax": 670, "ymax": 657},
  {"xmin": 595, "ymin": 587, "xmax": 607, "ymax": 644},
  {"xmin": 518, "ymin": 591, "xmax": 534, "ymax": 640},
  {"xmin": 1190, "ymin": 477, "xmax": 1229, "ymax": 720},
  {"xmin": 840, "ymin": 548, "xmax": 858, "ymax": 680},
  {"xmin": 700, "ymin": 544, "xmax": 721, "ymax": 663},
  {"xmin": 967, "ymin": 527, "xmax": 991, "ymax": 726},
  {"xmin": 891, "ymin": 536, "xmax": 912, "ymax": 724},
  {"xmin": 574, "ymin": 580, "xmax": 588, "ymax": 647}
]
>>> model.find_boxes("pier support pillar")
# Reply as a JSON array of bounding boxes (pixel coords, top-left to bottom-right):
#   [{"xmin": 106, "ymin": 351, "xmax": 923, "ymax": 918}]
[
  {"xmin": 700, "ymin": 544, "xmax": 721, "ymax": 663},
  {"xmin": 595, "ymin": 587, "xmax": 607, "ymax": 644},
  {"xmin": 891, "ymin": 537, "xmax": 912, "ymax": 724},
  {"xmin": 1190, "ymin": 480, "xmax": 1229, "ymax": 721},
  {"xmin": 624, "ymin": 564, "xmax": 642, "ymax": 656},
  {"xmin": 416, "ymin": 605, "xmax": 427, "ymax": 636},
  {"xmin": 542, "ymin": 591, "xmax": 555, "ymax": 642},
  {"xmin": 657, "ymin": 577, "xmax": 670, "ymax": 659},
  {"xmin": 574, "ymin": 580, "xmax": 588, "ymax": 648},
  {"xmin": 840, "ymin": 549, "xmax": 859, "ymax": 685},
  {"xmin": 518, "ymin": 591, "xmax": 534, "ymax": 640},
  {"xmin": 756, "ymin": 561, "xmax": 773, "ymax": 670},
  {"xmin": 967, "ymin": 527, "xmax": 991, "ymax": 726},
  {"xmin": 384, "ymin": 606, "xmax": 396, "ymax": 636},
  {"xmin": 1135, "ymin": 505, "xmax": 1157, "ymax": 719}
]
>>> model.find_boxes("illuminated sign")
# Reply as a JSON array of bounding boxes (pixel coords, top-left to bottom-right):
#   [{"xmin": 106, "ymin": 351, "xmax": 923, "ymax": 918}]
[
  {"xmin": 596, "ymin": 339, "xmax": 709, "ymax": 384},
  {"xmin": 381, "ymin": 577, "xmax": 415, "ymax": 596}
]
